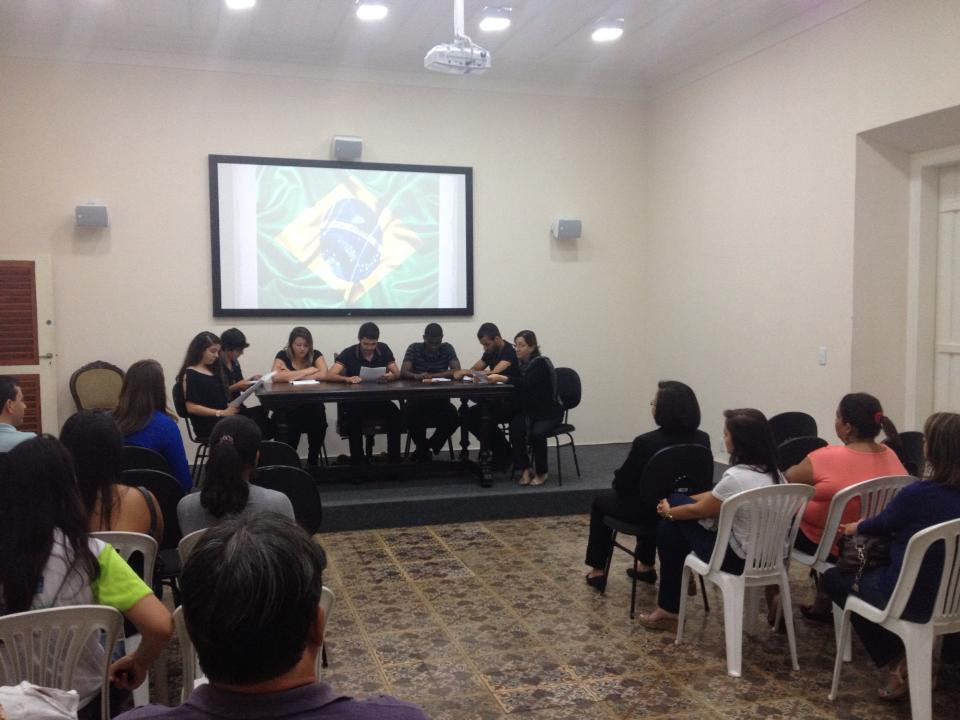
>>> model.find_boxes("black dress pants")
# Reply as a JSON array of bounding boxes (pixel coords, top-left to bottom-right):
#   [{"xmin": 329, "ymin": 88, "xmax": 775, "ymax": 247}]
[
  {"xmin": 343, "ymin": 401, "xmax": 401, "ymax": 463},
  {"xmin": 584, "ymin": 489, "xmax": 659, "ymax": 569},
  {"xmin": 406, "ymin": 399, "xmax": 459, "ymax": 455},
  {"xmin": 465, "ymin": 399, "xmax": 514, "ymax": 466},
  {"xmin": 280, "ymin": 404, "xmax": 327, "ymax": 464}
]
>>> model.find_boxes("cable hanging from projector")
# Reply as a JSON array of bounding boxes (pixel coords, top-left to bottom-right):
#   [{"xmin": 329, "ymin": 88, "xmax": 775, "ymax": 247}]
[{"xmin": 424, "ymin": 0, "xmax": 491, "ymax": 75}]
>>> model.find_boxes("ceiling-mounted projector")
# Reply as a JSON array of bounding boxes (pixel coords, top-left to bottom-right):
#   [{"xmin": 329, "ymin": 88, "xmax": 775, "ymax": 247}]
[{"xmin": 425, "ymin": 0, "xmax": 491, "ymax": 75}]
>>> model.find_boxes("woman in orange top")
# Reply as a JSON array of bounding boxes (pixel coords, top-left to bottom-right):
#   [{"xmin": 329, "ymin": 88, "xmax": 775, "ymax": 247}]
[{"xmin": 785, "ymin": 392, "xmax": 907, "ymax": 619}]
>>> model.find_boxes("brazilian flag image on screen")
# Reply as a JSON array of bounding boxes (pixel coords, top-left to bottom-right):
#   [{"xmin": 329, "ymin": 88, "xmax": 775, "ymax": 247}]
[{"xmin": 256, "ymin": 167, "xmax": 441, "ymax": 309}]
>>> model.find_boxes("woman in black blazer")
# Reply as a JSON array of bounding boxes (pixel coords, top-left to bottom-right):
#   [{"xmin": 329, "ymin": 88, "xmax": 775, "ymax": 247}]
[{"xmin": 584, "ymin": 380, "xmax": 711, "ymax": 591}]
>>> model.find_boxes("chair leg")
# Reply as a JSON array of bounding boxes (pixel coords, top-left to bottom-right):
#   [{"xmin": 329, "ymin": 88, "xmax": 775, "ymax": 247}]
[
  {"xmin": 779, "ymin": 577, "xmax": 800, "ymax": 671},
  {"xmin": 601, "ymin": 531, "xmax": 617, "ymax": 596},
  {"xmin": 554, "ymin": 438, "xmax": 563, "ymax": 487},
  {"xmin": 447, "ymin": 436, "xmax": 455, "ymax": 460},
  {"xmin": 832, "ymin": 602, "xmax": 852, "ymax": 662},
  {"xmin": 722, "ymin": 582, "xmax": 745, "ymax": 677},
  {"xmin": 569, "ymin": 435, "xmax": 581, "ymax": 478},
  {"xmin": 676, "ymin": 565, "xmax": 692, "ymax": 645},
  {"xmin": 904, "ymin": 630, "xmax": 935, "ymax": 720},
  {"xmin": 700, "ymin": 577, "xmax": 710, "ymax": 613},
  {"xmin": 404, "ymin": 434, "xmax": 412, "ymax": 459},
  {"xmin": 629, "ymin": 563, "xmax": 638, "ymax": 620},
  {"xmin": 321, "ymin": 643, "xmax": 329, "ymax": 669},
  {"xmin": 828, "ymin": 609, "xmax": 852, "ymax": 700}
]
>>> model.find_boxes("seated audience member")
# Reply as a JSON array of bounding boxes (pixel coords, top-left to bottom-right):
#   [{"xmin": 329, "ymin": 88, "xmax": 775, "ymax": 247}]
[
  {"xmin": 114, "ymin": 359, "xmax": 192, "ymax": 492},
  {"xmin": 0, "ymin": 436, "xmax": 173, "ymax": 720},
  {"xmin": 177, "ymin": 332, "xmax": 236, "ymax": 439},
  {"xmin": 584, "ymin": 381, "xmax": 710, "ymax": 591},
  {"xmin": 219, "ymin": 327, "xmax": 274, "ymax": 441},
  {"xmin": 0, "ymin": 375, "xmax": 36, "ymax": 452},
  {"xmin": 488, "ymin": 330, "xmax": 562, "ymax": 486},
  {"xmin": 453, "ymin": 322, "xmax": 518, "ymax": 469},
  {"xmin": 177, "ymin": 416, "xmax": 294, "ymax": 535},
  {"xmin": 638, "ymin": 408, "xmax": 781, "ymax": 631},
  {"xmin": 117, "ymin": 513, "xmax": 428, "ymax": 720},
  {"xmin": 401, "ymin": 322, "xmax": 461, "ymax": 461},
  {"xmin": 785, "ymin": 392, "xmax": 906, "ymax": 621},
  {"xmin": 822, "ymin": 411, "xmax": 960, "ymax": 700},
  {"xmin": 61, "ymin": 410, "xmax": 164, "ymax": 543},
  {"xmin": 328, "ymin": 322, "xmax": 402, "ymax": 464},
  {"xmin": 271, "ymin": 326, "xmax": 329, "ymax": 466}
]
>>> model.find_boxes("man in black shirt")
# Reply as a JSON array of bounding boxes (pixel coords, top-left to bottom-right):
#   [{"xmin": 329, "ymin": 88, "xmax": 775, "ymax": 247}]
[
  {"xmin": 453, "ymin": 322, "xmax": 516, "ymax": 469},
  {"xmin": 328, "ymin": 322, "xmax": 402, "ymax": 464},
  {"xmin": 401, "ymin": 323, "xmax": 461, "ymax": 461}
]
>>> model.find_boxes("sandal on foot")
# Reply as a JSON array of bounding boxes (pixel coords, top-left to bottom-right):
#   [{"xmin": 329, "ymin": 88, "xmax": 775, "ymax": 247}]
[
  {"xmin": 518, "ymin": 469, "xmax": 533, "ymax": 486},
  {"xmin": 638, "ymin": 613, "xmax": 678, "ymax": 632},
  {"xmin": 529, "ymin": 473, "xmax": 547, "ymax": 486},
  {"xmin": 878, "ymin": 665, "xmax": 908, "ymax": 701}
]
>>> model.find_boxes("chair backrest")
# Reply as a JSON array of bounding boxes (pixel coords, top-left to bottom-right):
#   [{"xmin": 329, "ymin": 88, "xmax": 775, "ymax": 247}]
[
  {"xmin": 768, "ymin": 411, "xmax": 818, "ymax": 445},
  {"xmin": 807, "ymin": 474, "xmax": 913, "ymax": 567},
  {"xmin": 120, "ymin": 468, "xmax": 184, "ymax": 551},
  {"xmin": 122, "ymin": 445, "xmax": 173, "ymax": 475},
  {"xmin": 0, "ymin": 605, "xmax": 123, "ymax": 717},
  {"xmin": 69, "ymin": 361, "xmax": 124, "ymax": 412},
  {"xmin": 897, "ymin": 430, "xmax": 925, "ymax": 477},
  {"xmin": 178, "ymin": 528, "xmax": 207, "ymax": 565},
  {"xmin": 253, "ymin": 465, "xmax": 323, "ymax": 534},
  {"xmin": 885, "ymin": 518, "xmax": 960, "ymax": 629},
  {"xmin": 638, "ymin": 444, "xmax": 715, "ymax": 505},
  {"xmin": 554, "ymin": 367, "xmax": 581, "ymax": 412},
  {"xmin": 709, "ymin": 483, "xmax": 813, "ymax": 576},
  {"xmin": 258, "ymin": 440, "xmax": 301, "ymax": 469},
  {"xmin": 776, "ymin": 435, "xmax": 828, "ymax": 471},
  {"xmin": 171, "ymin": 380, "xmax": 204, "ymax": 443},
  {"xmin": 174, "ymin": 585, "xmax": 336, "ymax": 703},
  {"xmin": 90, "ymin": 531, "xmax": 158, "ymax": 585}
]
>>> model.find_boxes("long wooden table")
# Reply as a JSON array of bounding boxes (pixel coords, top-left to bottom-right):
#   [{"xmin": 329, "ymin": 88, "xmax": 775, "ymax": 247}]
[{"xmin": 256, "ymin": 379, "xmax": 514, "ymax": 486}]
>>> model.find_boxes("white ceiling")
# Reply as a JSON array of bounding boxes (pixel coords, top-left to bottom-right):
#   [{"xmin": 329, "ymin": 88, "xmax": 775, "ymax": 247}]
[{"xmin": 0, "ymin": 0, "xmax": 867, "ymax": 97}]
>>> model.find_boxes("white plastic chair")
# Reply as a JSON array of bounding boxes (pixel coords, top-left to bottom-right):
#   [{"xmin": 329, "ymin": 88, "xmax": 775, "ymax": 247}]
[
  {"xmin": 676, "ymin": 483, "xmax": 813, "ymax": 677},
  {"xmin": 91, "ymin": 531, "xmax": 159, "ymax": 708},
  {"xmin": 0, "ymin": 605, "xmax": 124, "ymax": 720},
  {"xmin": 177, "ymin": 529, "xmax": 207, "ymax": 566},
  {"xmin": 790, "ymin": 475, "xmax": 912, "ymax": 662},
  {"xmin": 174, "ymin": 586, "xmax": 335, "ymax": 704},
  {"xmin": 829, "ymin": 517, "xmax": 960, "ymax": 720}
]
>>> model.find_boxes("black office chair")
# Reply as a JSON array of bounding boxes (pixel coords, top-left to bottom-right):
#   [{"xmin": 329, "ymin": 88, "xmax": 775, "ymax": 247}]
[
  {"xmin": 119, "ymin": 468, "xmax": 185, "ymax": 604},
  {"xmin": 172, "ymin": 380, "xmax": 210, "ymax": 487},
  {"xmin": 603, "ymin": 444, "xmax": 714, "ymax": 619},
  {"xmin": 893, "ymin": 430, "xmax": 924, "ymax": 476},
  {"xmin": 257, "ymin": 439, "xmax": 302, "ymax": 469},
  {"xmin": 253, "ymin": 465, "xmax": 323, "ymax": 535},
  {"xmin": 768, "ymin": 411, "xmax": 818, "ymax": 446},
  {"xmin": 122, "ymin": 445, "xmax": 172, "ymax": 475},
  {"xmin": 541, "ymin": 367, "xmax": 582, "ymax": 487},
  {"xmin": 776, "ymin": 436, "xmax": 828, "ymax": 471}
]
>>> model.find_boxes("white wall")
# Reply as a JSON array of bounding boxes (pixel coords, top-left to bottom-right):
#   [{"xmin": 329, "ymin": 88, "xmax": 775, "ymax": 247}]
[
  {"xmin": 0, "ymin": 56, "xmax": 645, "ymax": 451},
  {"xmin": 644, "ymin": 0, "xmax": 960, "ymax": 450}
]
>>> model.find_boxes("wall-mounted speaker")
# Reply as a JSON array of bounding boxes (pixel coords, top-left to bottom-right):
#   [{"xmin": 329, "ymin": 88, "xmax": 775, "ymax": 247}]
[
  {"xmin": 551, "ymin": 218, "xmax": 581, "ymax": 240},
  {"xmin": 331, "ymin": 135, "xmax": 363, "ymax": 162},
  {"xmin": 75, "ymin": 204, "xmax": 109, "ymax": 228}
]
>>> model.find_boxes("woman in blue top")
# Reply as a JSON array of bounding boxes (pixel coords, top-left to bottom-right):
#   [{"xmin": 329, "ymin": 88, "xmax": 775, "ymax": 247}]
[
  {"xmin": 114, "ymin": 359, "xmax": 192, "ymax": 491},
  {"xmin": 823, "ymin": 411, "xmax": 960, "ymax": 699}
]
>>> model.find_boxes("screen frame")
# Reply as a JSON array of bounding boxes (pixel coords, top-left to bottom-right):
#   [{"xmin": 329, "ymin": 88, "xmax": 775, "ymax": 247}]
[{"xmin": 209, "ymin": 154, "xmax": 474, "ymax": 318}]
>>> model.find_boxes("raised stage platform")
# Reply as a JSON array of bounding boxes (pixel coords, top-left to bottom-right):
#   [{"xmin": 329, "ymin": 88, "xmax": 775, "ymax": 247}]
[{"xmin": 313, "ymin": 443, "xmax": 725, "ymax": 533}]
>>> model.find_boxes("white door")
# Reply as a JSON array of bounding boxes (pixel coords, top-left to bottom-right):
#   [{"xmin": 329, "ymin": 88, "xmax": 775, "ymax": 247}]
[
  {"xmin": 0, "ymin": 256, "xmax": 57, "ymax": 432},
  {"xmin": 933, "ymin": 164, "xmax": 960, "ymax": 413}
]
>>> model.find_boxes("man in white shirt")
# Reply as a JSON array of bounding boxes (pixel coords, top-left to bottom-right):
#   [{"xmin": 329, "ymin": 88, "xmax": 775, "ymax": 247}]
[{"xmin": 0, "ymin": 376, "xmax": 36, "ymax": 453}]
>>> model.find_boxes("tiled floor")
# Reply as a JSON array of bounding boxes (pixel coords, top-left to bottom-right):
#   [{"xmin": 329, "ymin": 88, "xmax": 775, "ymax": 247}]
[{"xmin": 317, "ymin": 515, "xmax": 960, "ymax": 720}]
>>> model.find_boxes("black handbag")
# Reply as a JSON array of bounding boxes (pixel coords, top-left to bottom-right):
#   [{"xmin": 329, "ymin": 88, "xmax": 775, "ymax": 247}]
[{"xmin": 836, "ymin": 534, "xmax": 891, "ymax": 592}]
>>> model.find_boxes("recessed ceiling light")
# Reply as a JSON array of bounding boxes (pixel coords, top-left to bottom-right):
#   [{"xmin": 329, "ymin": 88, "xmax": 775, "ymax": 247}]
[
  {"xmin": 224, "ymin": 0, "xmax": 255, "ymax": 10},
  {"xmin": 479, "ymin": 6, "xmax": 511, "ymax": 32},
  {"xmin": 356, "ymin": 2, "xmax": 389, "ymax": 21},
  {"xmin": 591, "ymin": 18, "xmax": 624, "ymax": 43}
]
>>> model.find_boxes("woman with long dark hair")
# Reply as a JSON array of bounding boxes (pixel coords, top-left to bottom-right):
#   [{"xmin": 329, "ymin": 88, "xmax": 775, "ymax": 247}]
[
  {"xmin": 176, "ymin": 415, "xmax": 294, "ymax": 535},
  {"xmin": 176, "ymin": 331, "xmax": 236, "ymax": 440},
  {"xmin": 270, "ymin": 326, "xmax": 328, "ymax": 466},
  {"xmin": 0, "ymin": 436, "xmax": 172, "ymax": 719},
  {"xmin": 114, "ymin": 359, "xmax": 192, "ymax": 491},
  {"xmin": 583, "ymin": 381, "xmax": 711, "ymax": 591},
  {"xmin": 61, "ymin": 410, "xmax": 164, "ymax": 543},
  {"xmin": 822, "ymin": 412, "xmax": 960, "ymax": 699},
  {"xmin": 785, "ymin": 392, "xmax": 906, "ymax": 620},
  {"xmin": 637, "ymin": 408, "xmax": 782, "ymax": 631},
  {"xmin": 488, "ymin": 330, "xmax": 562, "ymax": 486}
]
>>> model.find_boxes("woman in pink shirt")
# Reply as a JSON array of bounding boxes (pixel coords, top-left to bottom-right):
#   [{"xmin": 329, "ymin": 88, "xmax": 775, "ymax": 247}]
[{"xmin": 784, "ymin": 392, "xmax": 907, "ymax": 620}]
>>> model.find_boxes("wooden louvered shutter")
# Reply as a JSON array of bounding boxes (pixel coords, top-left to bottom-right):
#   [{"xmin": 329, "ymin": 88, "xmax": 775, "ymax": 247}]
[{"xmin": 0, "ymin": 261, "xmax": 39, "ymax": 365}]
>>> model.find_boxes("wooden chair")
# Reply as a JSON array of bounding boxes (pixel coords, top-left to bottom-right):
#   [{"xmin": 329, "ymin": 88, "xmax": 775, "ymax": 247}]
[{"xmin": 69, "ymin": 360, "xmax": 124, "ymax": 411}]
